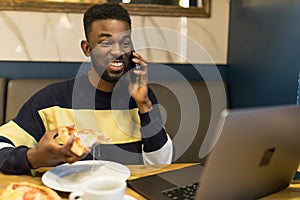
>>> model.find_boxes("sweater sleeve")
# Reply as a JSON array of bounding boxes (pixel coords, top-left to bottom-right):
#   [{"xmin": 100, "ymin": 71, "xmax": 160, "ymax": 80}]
[
  {"xmin": 138, "ymin": 89, "xmax": 173, "ymax": 164},
  {"xmin": 139, "ymin": 107, "xmax": 168, "ymax": 152},
  {"xmin": 0, "ymin": 145, "xmax": 32, "ymax": 174},
  {"xmin": 143, "ymin": 135, "xmax": 173, "ymax": 164},
  {"xmin": 0, "ymin": 97, "xmax": 44, "ymax": 175}
]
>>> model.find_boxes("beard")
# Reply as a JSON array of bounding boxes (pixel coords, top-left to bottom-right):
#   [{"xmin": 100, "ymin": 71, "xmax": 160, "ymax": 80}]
[{"xmin": 100, "ymin": 70, "xmax": 121, "ymax": 83}]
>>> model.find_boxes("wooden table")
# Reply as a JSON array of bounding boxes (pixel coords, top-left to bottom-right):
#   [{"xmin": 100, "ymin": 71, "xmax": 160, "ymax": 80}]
[{"xmin": 1, "ymin": 163, "xmax": 300, "ymax": 200}]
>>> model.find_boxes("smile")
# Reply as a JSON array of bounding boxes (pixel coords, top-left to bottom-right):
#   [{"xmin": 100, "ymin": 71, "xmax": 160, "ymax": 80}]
[
  {"xmin": 108, "ymin": 61, "xmax": 125, "ymax": 73},
  {"xmin": 110, "ymin": 61, "xmax": 123, "ymax": 67}
]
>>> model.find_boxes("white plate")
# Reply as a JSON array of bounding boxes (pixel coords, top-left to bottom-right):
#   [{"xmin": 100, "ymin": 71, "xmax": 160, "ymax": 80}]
[{"xmin": 42, "ymin": 160, "xmax": 130, "ymax": 192}]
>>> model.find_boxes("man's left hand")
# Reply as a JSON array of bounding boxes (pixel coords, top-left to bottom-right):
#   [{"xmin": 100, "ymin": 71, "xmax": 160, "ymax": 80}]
[{"xmin": 128, "ymin": 52, "xmax": 152, "ymax": 113}]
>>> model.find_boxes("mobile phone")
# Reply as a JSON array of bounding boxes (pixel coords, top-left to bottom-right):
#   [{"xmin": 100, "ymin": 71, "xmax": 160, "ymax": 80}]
[{"xmin": 129, "ymin": 51, "xmax": 141, "ymax": 82}]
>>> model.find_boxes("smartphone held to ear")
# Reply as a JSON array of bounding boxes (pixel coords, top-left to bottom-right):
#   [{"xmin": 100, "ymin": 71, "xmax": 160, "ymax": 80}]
[{"xmin": 129, "ymin": 51, "xmax": 141, "ymax": 82}]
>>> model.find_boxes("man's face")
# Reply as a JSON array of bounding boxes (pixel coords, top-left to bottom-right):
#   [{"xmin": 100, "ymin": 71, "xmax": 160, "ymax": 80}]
[{"xmin": 87, "ymin": 19, "xmax": 132, "ymax": 83}]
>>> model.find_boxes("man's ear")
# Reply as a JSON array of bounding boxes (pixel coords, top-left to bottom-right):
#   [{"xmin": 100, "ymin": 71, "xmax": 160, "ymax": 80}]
[{"xmin": 81, "ymin": 40, "xmax": 91, "ymax": 57}]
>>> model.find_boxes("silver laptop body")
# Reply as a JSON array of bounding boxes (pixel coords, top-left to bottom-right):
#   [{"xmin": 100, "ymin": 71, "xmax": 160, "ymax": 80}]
[{"xmin": 196, "ymin": 104, "xmax": 300, "ymax": 199}]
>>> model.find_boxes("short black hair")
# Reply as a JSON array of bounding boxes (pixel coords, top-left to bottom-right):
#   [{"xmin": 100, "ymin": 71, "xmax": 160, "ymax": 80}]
[{"xmin": 83, "ymin": 3, "xmax": 131, "ymax": 40}]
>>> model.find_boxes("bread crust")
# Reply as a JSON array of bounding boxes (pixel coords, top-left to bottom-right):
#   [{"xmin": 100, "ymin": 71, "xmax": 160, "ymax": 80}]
[{"xmin": 55, "ymin": 126, "xmax": 88, "ymax": 156}]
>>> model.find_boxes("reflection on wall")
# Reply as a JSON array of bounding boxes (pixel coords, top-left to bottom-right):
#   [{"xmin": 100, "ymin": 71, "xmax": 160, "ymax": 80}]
[
  {"xmin": 107, "ymin": 0, "xmax": 198, "ymax": 7},
  {"xmin": 47, "ymin": 0, "xmax": 198, "ymax": 7},
  {"xmin": 109, "ymin": 0, "xmax": 178, "ymax": 5}
]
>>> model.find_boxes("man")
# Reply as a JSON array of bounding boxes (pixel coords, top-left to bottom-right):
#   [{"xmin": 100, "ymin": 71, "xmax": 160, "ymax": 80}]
[{"xmin": 0, "ymin": 3, "xmax": 173, "ymax": 175}]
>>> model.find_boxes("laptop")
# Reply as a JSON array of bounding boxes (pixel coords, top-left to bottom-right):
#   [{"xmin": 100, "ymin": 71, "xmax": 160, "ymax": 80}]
[{"xmin": 127, "ymin": 105, "xmax": 300, "ymax": 200}]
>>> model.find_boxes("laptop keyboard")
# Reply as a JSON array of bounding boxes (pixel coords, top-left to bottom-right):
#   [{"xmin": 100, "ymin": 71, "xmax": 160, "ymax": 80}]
[{"xmin": 161, "ymin": 182, "xmax": 199, "ymax": 200}]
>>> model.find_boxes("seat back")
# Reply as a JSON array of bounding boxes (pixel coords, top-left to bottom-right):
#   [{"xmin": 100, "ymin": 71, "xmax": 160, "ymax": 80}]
[
  {"xmin": 149, "ymin": 81, "xmax": 228, "ymax": 163},
  {"xmin": 0, "ymin": 78, "xmax": 7, "ymax": 125},
  {"xmin": 5, "ymin": 79, "xmax": 62, "ymax": 123}
]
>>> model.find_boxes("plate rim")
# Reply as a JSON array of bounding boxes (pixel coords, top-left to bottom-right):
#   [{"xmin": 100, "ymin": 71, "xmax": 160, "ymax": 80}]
[{"xmin": 41, "ymin": 160, "xmax": 130, "ymax": 192}]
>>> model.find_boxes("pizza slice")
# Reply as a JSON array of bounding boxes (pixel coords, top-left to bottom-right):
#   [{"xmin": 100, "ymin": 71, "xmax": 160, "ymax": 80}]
[
  {"xmin": 0, "ymin": 182, "xmax": 61, "ymax": 200},
  {"xmin": 54, "ymin": 126, "xmax": 109, "ymax": 157}
]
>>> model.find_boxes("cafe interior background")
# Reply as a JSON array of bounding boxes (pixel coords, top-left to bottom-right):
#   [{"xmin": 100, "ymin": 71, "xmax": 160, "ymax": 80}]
[{"xmin": 0, "ymin": 0, "xmax": 299, "ymax": 109}]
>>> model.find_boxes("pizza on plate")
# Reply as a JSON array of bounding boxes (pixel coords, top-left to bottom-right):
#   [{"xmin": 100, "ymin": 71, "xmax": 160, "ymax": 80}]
[
  {"xmin": 0, "ymin": 182, "xmax": 61, "ymax": 200},
  {"xmin": 54, "ymin": 126, "xmax": 109, "ymax": 157}
]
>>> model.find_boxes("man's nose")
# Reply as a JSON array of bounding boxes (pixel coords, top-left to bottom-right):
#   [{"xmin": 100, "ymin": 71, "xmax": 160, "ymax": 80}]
[{"xmin": 111, "ymin": 44, "xmax": 124, "ymax": 59}]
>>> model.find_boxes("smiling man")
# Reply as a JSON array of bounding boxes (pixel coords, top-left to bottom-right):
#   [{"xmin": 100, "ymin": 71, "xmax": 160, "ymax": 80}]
[{"xmin": 0, "ymin": 3, "xmax": 173, "ymax": 175}]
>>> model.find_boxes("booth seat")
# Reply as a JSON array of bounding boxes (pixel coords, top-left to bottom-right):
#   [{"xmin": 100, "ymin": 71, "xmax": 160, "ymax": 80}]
[{"xmin": 0, "ymin": 77, "xmax": 227, "ymax": 163}]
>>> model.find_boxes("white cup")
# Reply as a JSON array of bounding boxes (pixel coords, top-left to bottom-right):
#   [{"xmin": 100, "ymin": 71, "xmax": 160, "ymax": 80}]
[{"xmin": 69, "ymin": 176, "xmax": 126, "ymax": 200}]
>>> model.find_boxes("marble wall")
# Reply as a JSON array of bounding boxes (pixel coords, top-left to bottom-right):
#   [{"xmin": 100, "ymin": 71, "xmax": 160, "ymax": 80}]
[{"xmin": 0, "ymin": 0, "xmax": 229, "ymax": 64}]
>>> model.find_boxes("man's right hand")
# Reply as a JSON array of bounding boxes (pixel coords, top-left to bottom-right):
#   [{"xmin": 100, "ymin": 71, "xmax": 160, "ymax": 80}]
[{"xmin": 26, "ymin": 128, "xmax": 88, "ymax": 169}]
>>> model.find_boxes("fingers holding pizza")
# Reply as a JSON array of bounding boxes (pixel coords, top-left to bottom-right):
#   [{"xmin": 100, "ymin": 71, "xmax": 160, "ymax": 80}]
[
  {"xmin": 27, "ymin": 125, "xmax": 110, "ymax": 169},
  {"xmin": 54, "ymin": 126, "xmax": 110, "ymax": 156},
  {"xmin": 54, "ymin": 125, "xmax": 88, "ymax": 157}
]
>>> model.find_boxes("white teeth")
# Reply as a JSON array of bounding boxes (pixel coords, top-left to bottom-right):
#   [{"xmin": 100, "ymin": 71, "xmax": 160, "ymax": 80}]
[{"xmin": 110, "ymin": 62, "xmax": 123, "ymax": 67}]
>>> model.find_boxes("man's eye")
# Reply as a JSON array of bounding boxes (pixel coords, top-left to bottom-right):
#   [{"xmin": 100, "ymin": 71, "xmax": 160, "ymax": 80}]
[
  {"xmin": 121, "ymin": 41, "xmax": 131, "ymax": 48},
  {"xmin": 100, "ymin": 40, "xmax": 112, "ymax": 47}
]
